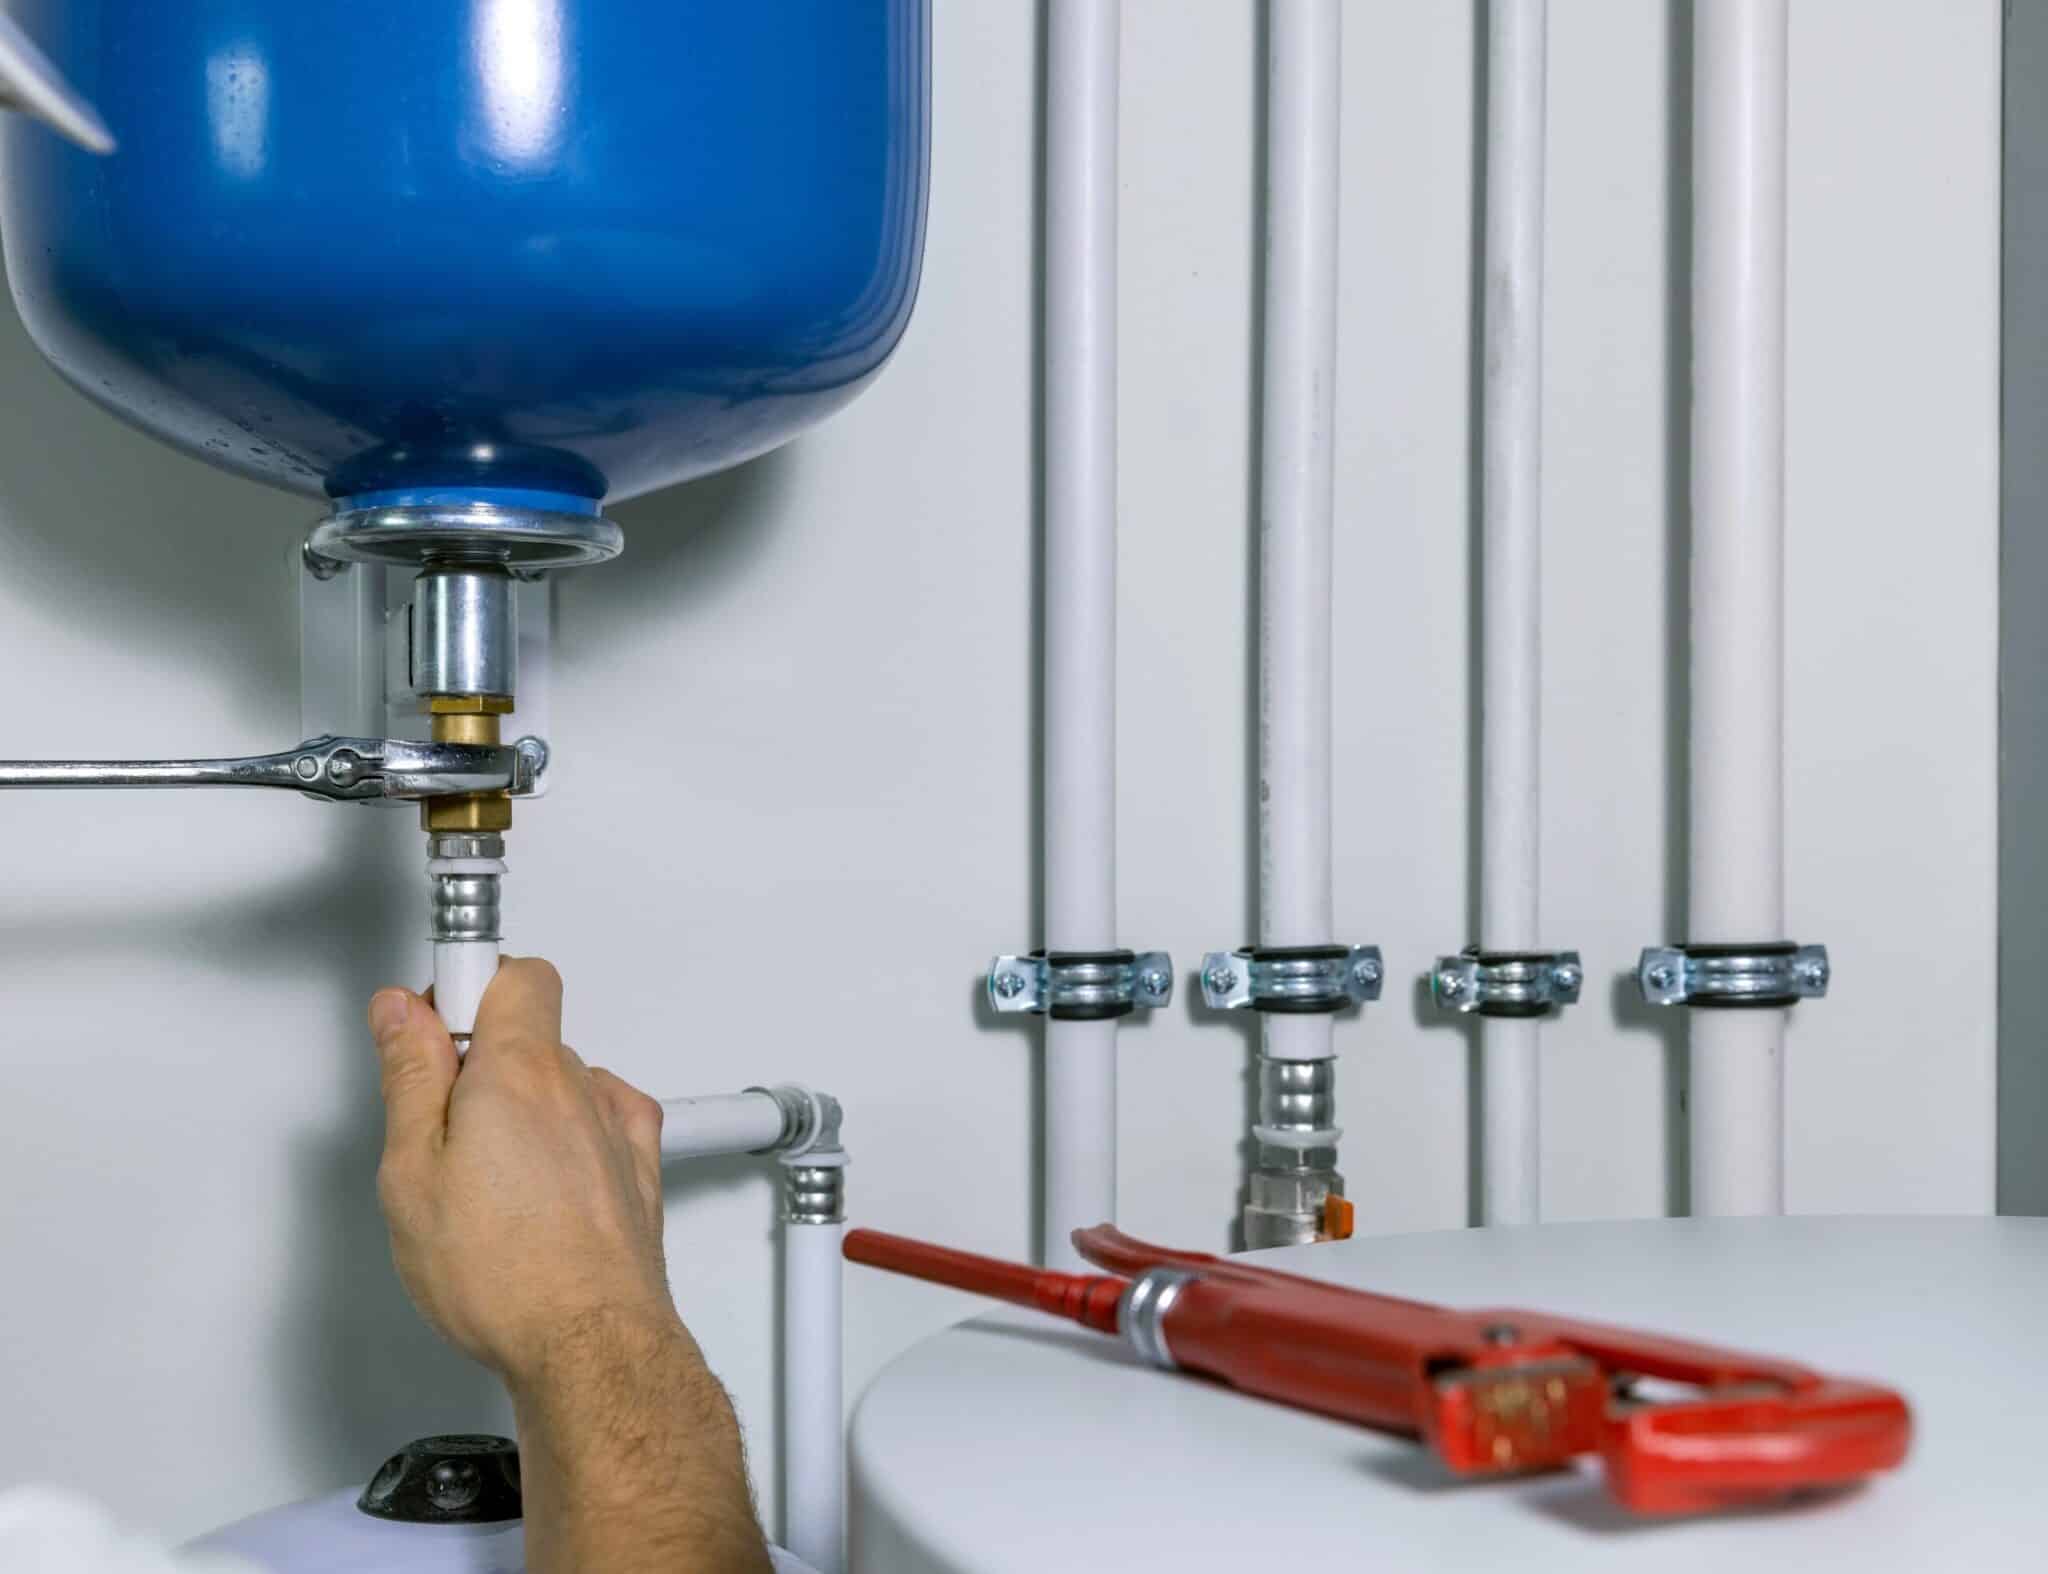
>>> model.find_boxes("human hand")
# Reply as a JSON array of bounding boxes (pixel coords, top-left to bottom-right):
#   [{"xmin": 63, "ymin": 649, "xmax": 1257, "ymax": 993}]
[
  {"xmin": 369, "ymin": 961, "xmax": 772, "ymax": 1572},
  {"xmin": 368, "ymin": 958, "xmax": 677, "ymax": 1386}
]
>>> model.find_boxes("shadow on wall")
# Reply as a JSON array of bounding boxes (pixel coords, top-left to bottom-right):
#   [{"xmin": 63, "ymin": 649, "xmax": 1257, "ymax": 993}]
[
  {"xmin": 0, "ymin": 306, "xmax": 300, "ymax": 719},
  {"xmin": 574, "ymin": 448, "xmax": 800, "ymax": 646}
]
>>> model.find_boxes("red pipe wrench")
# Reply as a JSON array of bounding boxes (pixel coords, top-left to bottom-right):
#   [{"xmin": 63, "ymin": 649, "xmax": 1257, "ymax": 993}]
[{"xmin": 845, "ymin": 1224, "xmax": 1911, "ymax": 1515}]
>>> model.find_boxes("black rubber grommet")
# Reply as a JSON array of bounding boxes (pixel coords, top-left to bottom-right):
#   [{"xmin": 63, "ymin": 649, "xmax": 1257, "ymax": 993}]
[
  {"xmin": 1049, "ymin": 1002, "xmax": 1135, "ymax": 1021},
  {"xmin": 1247, "ymin": 943, "xmax": 1351, "ymax": 963}
]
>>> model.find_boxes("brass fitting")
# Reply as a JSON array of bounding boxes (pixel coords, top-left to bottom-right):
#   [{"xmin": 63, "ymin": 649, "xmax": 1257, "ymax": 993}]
[{"xmin": 420, "ymin": 700, "xmax": 514, "ymax": 832}]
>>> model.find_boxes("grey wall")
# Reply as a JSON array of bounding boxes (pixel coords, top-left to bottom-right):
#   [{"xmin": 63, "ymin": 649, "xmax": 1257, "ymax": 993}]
[{"xmin": 0, "ymin": 0, "xmax": 2002, "ymax": 1544}]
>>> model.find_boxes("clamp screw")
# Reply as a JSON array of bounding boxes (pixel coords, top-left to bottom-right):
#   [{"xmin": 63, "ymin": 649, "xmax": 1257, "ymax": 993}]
[
  {"xmin": 1353, "ymin": 958, "xmax": 1382, "ymax": 989},
  {"xmin": 1435, "ymin": 968, "xmax": 1465, "ymax": 998},
  {"xmin": 993, "ymin": 972, "xmax": 1027, "ymax": 1001},
  {"xmin": 1204, "ymin": 964, "xmax": 1239, "ymax": 996},
  {"xmin": 1552, "ymin": 962, "xmax": 1581, "ymax": 992},
  {"xmin": 1646, "ymin": 964, "xmax": 1676, "ymax": 990},
  {"xmin": 1139, "ymin": 968, "xmax": 1171, "ymax": 999},
  {"xmin": 1797, "ymin": 958, "xmax": 1829, "ymax": 990}
]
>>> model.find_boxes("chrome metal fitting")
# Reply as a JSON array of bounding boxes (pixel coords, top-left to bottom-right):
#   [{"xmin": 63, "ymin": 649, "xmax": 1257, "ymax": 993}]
[
  {"xmin": 1637, "ymin": 943, "xmax": 1830, "ymax": 1008},
  {"xmin": 1430, "ymin": 948, "xmax": 1583, "ymax": 1018},
  {"xmin": 412, "ymin": 567, "xmax": 515, "ymax": 699},
  {"xmin": 781, "ymin": 1162, "xmax": 846, "ymax": 1225},
  {"xmin": 1244, "ymin": 1166, "xmax": 1345, "ymax": 1251},
  {"xmin": 427, "ymin": 837, "xmax": 503, "ymax": 944},
  {"xmin": 1258, "ymin": 1056, "xmax": 1336, "ymax": 1136},
  {"xmin": 429, "ymin": 833, "xmax": 506, "ymax": 861},
  {"xmin": 308, "ymin": 500, "xmax": 624, "ymax": 572},
  {"xmin": 748, "ymin": 1084, "xmax": 844, "ymax": 1159},
  {"xmin": 1119, "ymin": 1267, "xmax": 1192, "ymax": 1371},
  {"xmin": 986, "ymin": 949, "xmax": 1174, "ymax": 1021},
  {"xmin": 1199, "ymin": 944, "xmax": 1382, "ymax": 1013},
  {"xmin": 1255, "ymin": 1140, "xmax": 1339, "ymax": 1171}
]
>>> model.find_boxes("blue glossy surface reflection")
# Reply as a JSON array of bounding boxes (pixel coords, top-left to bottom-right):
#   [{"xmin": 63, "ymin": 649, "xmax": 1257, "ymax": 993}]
[{"xmin": 0, "ymin": 1, "xmax": 928, "ymax": 506}]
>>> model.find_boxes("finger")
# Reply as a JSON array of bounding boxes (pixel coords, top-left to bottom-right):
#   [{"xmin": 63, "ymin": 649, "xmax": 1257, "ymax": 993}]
[
  {"xmin": 369, "ymin": 988, "xmax": 458, "ymax": 1162},
  {"xmin": 469, "ymin": 956, "xmax": 564, "ymax": 1054},
  {"xmin": 589, "ymin": 1068, "xmax": 666, "ymax": 1216}
]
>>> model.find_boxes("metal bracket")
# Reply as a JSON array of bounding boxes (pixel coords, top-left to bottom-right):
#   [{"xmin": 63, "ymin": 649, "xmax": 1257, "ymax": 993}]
[
  {"xmin": 0, "ymin": 734, "xmax": 546, "ymax": 804},
  {"xmin": 1430, "ymin": 948, "xmax": 1583, "ymax": 1018},
  {"xmin": 987, "ymin": 949, "xmax": 1175, "ymax": 1021},
  {"xmin": 1199, "ymin": 945, "xmax": 1383, "ymax": 1014},
  {"xmin": 1636, "ymin": 943, "xmax": 1830, "ymax": 1008}
]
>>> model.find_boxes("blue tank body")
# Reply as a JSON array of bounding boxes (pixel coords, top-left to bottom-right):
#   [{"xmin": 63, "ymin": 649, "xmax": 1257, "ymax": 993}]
[{"xmin": 0, "ymin": 0, "xmax": 928, "ymax": 512}]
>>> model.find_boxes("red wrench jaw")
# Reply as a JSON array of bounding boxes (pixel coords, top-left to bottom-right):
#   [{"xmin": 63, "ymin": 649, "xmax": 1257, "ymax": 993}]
[
  {"xmin": 1426, "ymin": 1355, "xmax": 1608, "ymax": 1475},
  {"xmin": 1597, "ymin": 1382, "xmax": 1914, "ymax": 1515}
]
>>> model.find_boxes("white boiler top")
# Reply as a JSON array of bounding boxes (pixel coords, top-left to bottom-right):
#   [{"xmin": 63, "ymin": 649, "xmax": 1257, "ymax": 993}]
[{"xmin": 849, "ymin": 1216, "xmax": 2041, "ymax": 1572}]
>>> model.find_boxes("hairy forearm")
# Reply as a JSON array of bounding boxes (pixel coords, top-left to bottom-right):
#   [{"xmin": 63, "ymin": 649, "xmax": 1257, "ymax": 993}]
[{"xmin": 510, "ymin": 1308, "xmax": 773, "ymax": 1574}]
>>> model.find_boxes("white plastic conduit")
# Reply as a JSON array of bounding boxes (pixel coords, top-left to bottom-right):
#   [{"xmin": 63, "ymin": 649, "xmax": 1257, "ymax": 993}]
[
  {"xmin": 656, "ymin": 1089, "xmax": 788, "ymax": 1161},
  {"xmin": 655, "ymin": 1089, "xmax": 846, "ymax": 1571},
  {"xmin": 780, "ymin": 1161, "xmax": 846, "ymax": 1574},
  {"xmin": 1478, "ymin": 0, "xmax": 1548, "ymax": 1226},
  {"xmin": 1041, "ymin": 0, "xmax": 1120, "ymax": 1271},
  {"xmin": 1260, "ymin": 0, "xmax": 1341, "ymax": 1069},
  {"xmin": 1689, "ymin": 0, "xmax": 1789, "ymax": 1217}
]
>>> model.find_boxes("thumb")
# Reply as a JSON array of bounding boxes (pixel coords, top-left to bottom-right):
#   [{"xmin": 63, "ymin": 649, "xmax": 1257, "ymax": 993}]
[{"xmin": 369, "ymin": 988, "xmax": 458, "ymax": 1161}]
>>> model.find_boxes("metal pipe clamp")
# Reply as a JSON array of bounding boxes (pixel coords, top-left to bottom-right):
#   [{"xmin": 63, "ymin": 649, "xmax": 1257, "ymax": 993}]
[
  {"xmin": 987, "ymin": 949, "xmax": 1175, "ymax": 1021},
  {"xmin": 1636, "ymin": 943, "xmax": 1830, "ymax": 1008},
  {"xmin": 1430, "ymin": 948, "xmax": 1583, "ymax": 1017},
  {"xmin": 1199, "ymin": 945, "xmax": 1383, "ymax": 1014}
]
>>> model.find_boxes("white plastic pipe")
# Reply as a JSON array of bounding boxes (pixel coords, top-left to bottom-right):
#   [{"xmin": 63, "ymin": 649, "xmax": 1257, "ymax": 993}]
[
  {"xmin": 656, "ymin": 1090, "xmax": 786, "ymax": 1162},
  {"xmin": 781, "ymin": 1198, "xmax": 845, "ymax": 1574},
  {"xmin": 1259, "ymin": 0, "xmax": 1341, "ymax": 1067},
  {"xmin": 432, "ymin": 941, "xmax": 497, "ymax": 1044},
  {"xmin": 1689, "ymin": 0, "xmax": 1788, "ymax": 1217},
  {"xmin": 1478, "ymin": 0, "xmax": 1548, "ymax": 1227},
  {"xmin": 1041, "ymin": 0, "xmax": 1120, "ymax": 1270}
]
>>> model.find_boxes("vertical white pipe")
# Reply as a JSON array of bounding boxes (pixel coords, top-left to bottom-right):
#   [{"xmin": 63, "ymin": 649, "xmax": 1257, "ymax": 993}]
[
  {"xmin": 1478, "ymin": 0, "xmax": 1548, "ymax": 1227},
  {"xmin": 1259, "ymin": 0, "xmax": 1341, "ymax": 1069},
  {"xmin": 1042, "ymin": 0, "xmax": 1120, "ymax": 1269},
  {"xmin": 781, "ymin": 1212, "xmax": 845, "ymax": 1574},
  {"xmin": 1689, "ymin": 0, "xmax": 1788, "ymax": 1217},
  {"xmin": 432, "ymin": 940, "xmax": 498, "ymax": 1043}
]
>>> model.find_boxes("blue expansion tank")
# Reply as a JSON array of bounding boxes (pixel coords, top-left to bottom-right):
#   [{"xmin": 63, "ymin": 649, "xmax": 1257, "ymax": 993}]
[{"xmin": 0, "ymin": 0, "xmax": 929, "ymax": 519}]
